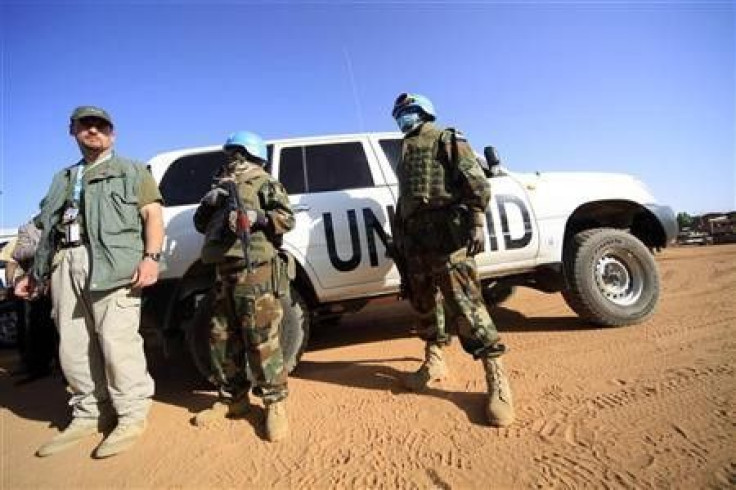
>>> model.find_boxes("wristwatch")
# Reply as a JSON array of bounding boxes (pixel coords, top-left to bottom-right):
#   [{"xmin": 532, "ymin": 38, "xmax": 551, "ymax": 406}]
[{"xmin": 143, "ymin": 252, "xmax": 162, "ymax": 262}]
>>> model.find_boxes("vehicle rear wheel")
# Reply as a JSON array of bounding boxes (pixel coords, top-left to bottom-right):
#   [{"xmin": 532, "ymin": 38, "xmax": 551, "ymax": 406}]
[
  {"xmin": 0, "ymin": 302, "xmax": 20, "ymax": 347},
  {"xmin": 562, "ymin": 228, "xmax": 660, "ymax": 326},
  {"xmin": 184, "ymin": 285, "xmax": 310, "ymax": 384},
  {"xmin": 183, "ymin": 292, "xmax": 212, "ymax": 382}
]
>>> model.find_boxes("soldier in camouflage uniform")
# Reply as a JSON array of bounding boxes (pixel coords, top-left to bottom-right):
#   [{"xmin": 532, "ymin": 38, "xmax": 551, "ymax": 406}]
[
  {"xmin": 391, "ymin": 93, "xmax": 514, "ymax": 427},
  {"xmin": 192, "ymin": 131, "xmax": 295, "ymax": 441}
]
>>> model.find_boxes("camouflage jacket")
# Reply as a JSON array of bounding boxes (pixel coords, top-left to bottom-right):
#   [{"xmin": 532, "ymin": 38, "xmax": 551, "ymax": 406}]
[{"xmin": 194, "ymin": 163, "xmax": 295, "ymax": 265}]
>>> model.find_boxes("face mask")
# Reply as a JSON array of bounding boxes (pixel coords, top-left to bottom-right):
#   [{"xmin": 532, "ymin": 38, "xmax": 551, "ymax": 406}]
[{"xmin": 396, "ymin": 111, "xmax": 423, "ymax": 133}]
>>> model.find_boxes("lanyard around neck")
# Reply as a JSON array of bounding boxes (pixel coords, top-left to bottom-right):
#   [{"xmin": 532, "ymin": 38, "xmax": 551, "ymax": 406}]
[{"xmin": 71, "ymin": 159, "xmax": 105, "ymax": 204}]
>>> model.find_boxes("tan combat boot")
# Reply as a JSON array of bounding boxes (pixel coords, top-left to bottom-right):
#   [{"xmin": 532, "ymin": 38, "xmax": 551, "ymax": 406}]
[
  {"xmin": 36, "ymin": 417, "xmax": 103, "ymax": 457},
  {"xmin": 403, "ymin": 342, "xmax": 448, "ymax": 392},
  {"xmin": 264, "ymin": 399, "xmax": 288, "ymax": 442},
  {"xmin": 94, "ymin": 420, "xmax": 147, "ymax": 459},
  {"xmin": 193, "ymin": 394, "xmax": 251, "ymax": 427},
  {"xmin": 482, "ymin": 357, "xmax": 515, "ymax": 427}
]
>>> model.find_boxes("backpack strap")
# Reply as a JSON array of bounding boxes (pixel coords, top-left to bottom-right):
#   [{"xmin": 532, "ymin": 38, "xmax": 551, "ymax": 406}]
[{"xmin": 439, "ymin": 127, "xmax": 463, "ymax": 183}]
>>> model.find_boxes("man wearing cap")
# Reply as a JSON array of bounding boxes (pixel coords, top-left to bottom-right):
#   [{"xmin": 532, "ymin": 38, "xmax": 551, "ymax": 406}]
[{"xmin": 15, "ymin": 106, "xmax": 164, "ymax": 458}]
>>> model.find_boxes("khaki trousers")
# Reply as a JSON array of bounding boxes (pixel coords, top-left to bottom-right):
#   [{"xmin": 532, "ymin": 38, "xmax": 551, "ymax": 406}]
[{"xmin": 51, "ymin": 246, "xmax": 154, "ymax": 422}]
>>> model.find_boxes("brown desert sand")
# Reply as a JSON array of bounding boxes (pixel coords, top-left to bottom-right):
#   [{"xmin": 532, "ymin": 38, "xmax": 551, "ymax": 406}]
[{"xmin": 2, "ymin": 244, "xmax": 735, "ymax": 489}]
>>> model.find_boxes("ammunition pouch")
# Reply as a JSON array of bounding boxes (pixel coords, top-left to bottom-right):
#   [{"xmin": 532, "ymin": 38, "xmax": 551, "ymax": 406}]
[
  {"xmin": 404, "ymin": 206, "xmax": 470, "ymax": 255},
  {"xmin": 272, "ymin": 251, "xmax": 295, "ymax": 298}
]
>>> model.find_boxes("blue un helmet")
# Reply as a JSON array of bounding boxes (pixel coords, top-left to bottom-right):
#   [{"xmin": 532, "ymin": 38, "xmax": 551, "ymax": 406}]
[
  {"xmin": 391, "ymin": 93, "xmax": 436, "ymax": 133},
  {"xmin": 223, "ymin": 131, "xmax": 268, "ymax": 164}
]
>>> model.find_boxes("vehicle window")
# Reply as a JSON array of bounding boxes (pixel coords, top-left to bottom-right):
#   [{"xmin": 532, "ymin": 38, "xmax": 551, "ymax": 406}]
[
  {"xmin": 278, "ymin": 142, "xmax": 374, "ymax": 194},
  {"xmin": 265, "ymin": 144, "xmax": 273, "ymax": 174},
  {"xmin": 159, "ymin": 146, "xmax": 274, "ymax": 206},
  {"xmin": 159, "ymin": 151, "xmax": 226, "ymax": 206},
  {"xmin": 279, "ymin": 147, "xmax": 307, "ymax": 195},
  {"xmin": 306, "ymin": 142, "xmax": 373, "ymax": 192},
  {"xmin": 379, "ymin": 138, "xmax": 402, "ymax": 173}
]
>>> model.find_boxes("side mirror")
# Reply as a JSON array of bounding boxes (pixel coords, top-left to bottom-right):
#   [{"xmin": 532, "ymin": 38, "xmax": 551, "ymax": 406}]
[
  {"xmin": 484, "ymin": 146, "xmax": 500, "ymax": 167},
  {"xmin": 483, "ymin": 146, "xmax": 502, "ymax": 177}
]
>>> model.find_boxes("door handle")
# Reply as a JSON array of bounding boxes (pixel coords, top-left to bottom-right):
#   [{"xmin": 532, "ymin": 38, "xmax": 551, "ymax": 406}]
[{"xmin": 293, "ymin": 204, "xmax": 311, "ymax": 213}]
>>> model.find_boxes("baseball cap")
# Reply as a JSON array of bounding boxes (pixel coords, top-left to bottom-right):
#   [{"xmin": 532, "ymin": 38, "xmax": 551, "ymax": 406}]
[{"xmin": 70, "ymin": 106, "xmax": 113, "ymax": 126}]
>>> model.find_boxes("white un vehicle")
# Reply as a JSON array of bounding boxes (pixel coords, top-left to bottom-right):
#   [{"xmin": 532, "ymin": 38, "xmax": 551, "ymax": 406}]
[{"xmin": 145, "ymin": 132, "xmax": 677, "ymax": 376}]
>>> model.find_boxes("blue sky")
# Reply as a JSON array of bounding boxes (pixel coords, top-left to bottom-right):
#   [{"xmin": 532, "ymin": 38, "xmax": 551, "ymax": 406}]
[{"xmin": 1, "ymin": 0, "xmax": 734, "ymax": 229}]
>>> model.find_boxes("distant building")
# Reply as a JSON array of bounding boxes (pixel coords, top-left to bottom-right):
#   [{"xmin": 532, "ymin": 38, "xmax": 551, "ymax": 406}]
[{"xmin": 694, "ymin": 212, "xmax": 736, "ymax": 244}]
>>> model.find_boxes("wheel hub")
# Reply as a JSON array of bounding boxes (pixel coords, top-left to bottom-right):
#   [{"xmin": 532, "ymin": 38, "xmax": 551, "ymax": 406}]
[{"xmin": 594, "ymin": 253, "xmax": 643, "ymax": 306}]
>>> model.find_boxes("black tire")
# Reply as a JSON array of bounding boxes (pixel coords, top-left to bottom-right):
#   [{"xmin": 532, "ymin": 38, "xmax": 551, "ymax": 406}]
[
  {"xmin": 482, "ymin": 281, "xmax": 516, "ymax": 306},
  {"xmin": 562, "ymin": 228, "xmax": 660, "ymax": 326},
  {"xmin": 183, "ymin": 292, "xmax": 213, "ymax": 382},
  {"xmin": 274, "ymin": 286, "xmax": 310, "ymax": 374},
  {"xmin": 184, "ymin": 285, "xmax": 310, "ymax": 384}
]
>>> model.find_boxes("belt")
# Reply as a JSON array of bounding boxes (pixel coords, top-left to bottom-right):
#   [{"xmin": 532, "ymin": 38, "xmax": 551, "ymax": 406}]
[
  {"xmin": 217, "ymin": 258, "xmax": 270, "ymax": 273},
  {"xmin": 58, "ymin": 239, "xmax": 87, "ymax": 249}
]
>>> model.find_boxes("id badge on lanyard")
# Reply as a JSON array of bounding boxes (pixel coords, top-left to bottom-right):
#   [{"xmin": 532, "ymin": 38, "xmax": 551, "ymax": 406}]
[
  {"xmin": 63, "ymin": 165, "xmax": 84, "ymax": 243},
  {"xmin": 63, "ymin": 205, "xmax": 81, "ymax": 243},
  {"xmin": 65, "ymin": 221, "xmax": 81, "ymax": 243}
]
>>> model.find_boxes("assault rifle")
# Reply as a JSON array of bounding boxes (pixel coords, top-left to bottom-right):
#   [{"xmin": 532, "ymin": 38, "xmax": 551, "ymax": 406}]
[
  {"xmin": 219, "ymin": 179, "xmax": 253, "ymax": 274},
  {"xmin": 386, "ymin": 212, "xmax": 412, "ymax": 301}
]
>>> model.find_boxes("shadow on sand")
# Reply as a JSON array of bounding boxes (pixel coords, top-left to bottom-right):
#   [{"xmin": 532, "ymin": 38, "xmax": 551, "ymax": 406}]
[
  {"xmin": 293, "ymin": 357, "xmax": 489, "ymax": 425},
  {"xmin": 0, "ymin": 302, "xmax": 598, "ymax": 427}
]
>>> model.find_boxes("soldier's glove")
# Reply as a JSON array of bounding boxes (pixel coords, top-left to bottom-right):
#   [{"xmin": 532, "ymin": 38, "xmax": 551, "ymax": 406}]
[
  {"xmin": 467, "ymin": 226, "xmax": 485, "ymax": 256},
  {"xmin": 201, "ymin": 187, "xmax": 229, "ymax": 207}
]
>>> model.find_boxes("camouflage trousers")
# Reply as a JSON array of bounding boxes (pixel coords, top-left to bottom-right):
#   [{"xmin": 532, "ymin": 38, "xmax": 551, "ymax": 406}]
[
  {"xmin": 406, "ymin": 249, "xmax": 505, "ymax": 359},
  {"xmin": 209, "ymin": 260, "xmax": 288, "ymax": 403}
]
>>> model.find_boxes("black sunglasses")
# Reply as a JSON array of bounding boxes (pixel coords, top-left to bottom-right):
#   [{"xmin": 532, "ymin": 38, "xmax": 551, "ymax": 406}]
[{"xmin": 76, "ymin": 117, "xmax": 112, "ymax": 131}]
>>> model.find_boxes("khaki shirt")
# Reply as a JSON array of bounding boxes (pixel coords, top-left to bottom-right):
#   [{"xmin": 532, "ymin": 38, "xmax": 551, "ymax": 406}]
[
  {"xmin": 0, "ymin": 238, "xmax": 17, "ymax": 263},
  {"xmin": 0, "ymin": 238, "xmax": 23, "ymax": 286}
]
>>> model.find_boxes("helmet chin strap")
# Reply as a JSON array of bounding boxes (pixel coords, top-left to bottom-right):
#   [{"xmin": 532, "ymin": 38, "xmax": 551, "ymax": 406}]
[
  {"xmin": 226, "ymin": 151, "xmax": 247, "ymax": 169},
  {"xmin": 228, "ymin": 153, "xmax": 263, "ymax": 173}
]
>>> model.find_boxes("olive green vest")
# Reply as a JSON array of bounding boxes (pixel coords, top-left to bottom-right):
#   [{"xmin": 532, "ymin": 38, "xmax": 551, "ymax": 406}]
[
  {"xmin": 398, "ymin": 122, "xmax": 457, "ymax": 219},
  {"xmin": 396, "ymin": 123, "xmax": 478, "ymax": 255},
  {"xmin": 32, "ymin": 155, "xmax": 158, "ymax": 291},
  {"xmin": 200, "ymin": 167, "xmax": 276, "ymax": 265}
]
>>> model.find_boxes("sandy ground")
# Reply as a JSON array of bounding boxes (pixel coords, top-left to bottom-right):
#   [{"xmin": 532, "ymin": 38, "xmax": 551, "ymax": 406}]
[{"xmin": 1, "ymin": 244, "xmax": 735, "ymax": 489}]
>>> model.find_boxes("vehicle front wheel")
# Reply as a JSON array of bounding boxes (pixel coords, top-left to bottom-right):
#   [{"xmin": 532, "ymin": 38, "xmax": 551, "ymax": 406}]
[
  {"xmin": 562, "ymin": 228, "xmax": 660, "ymax": 326},
  {"xmin": 275, "ymin": 286, "xmax": 310, "ymax": 374},
  {"xmin": 184, "ymin": 285, "xmax": 310, "ymax": 384}
]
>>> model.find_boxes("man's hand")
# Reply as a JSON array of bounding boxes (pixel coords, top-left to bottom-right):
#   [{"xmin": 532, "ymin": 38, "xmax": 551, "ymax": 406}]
[
  {"xmin": 202, "ymin": 187, "xmax": 229, "ymax": 207},
  {"xmin": 467, "ymin": 226, "xmax": 485, "ymax": 256},
  {"xmin": 131, "ymin": 258, "xmax": 159, "ymax": 289},
  {"xmin": 14, "ymin": 275, "xmax": 37, "ymax": 299},
  {"xmin": 138, "ymin": 201, "xmax": 163, "ymax": 289}
]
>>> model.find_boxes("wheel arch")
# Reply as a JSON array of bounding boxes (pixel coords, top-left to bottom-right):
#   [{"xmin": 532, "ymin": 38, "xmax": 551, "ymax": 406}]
[
  {"xmin": 563, "ymin": 200, "xmax": 668, "ymax": 262},
  {"xmin": 280, "ymin": 250, "xmax": 320, "ymax": 311}
]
